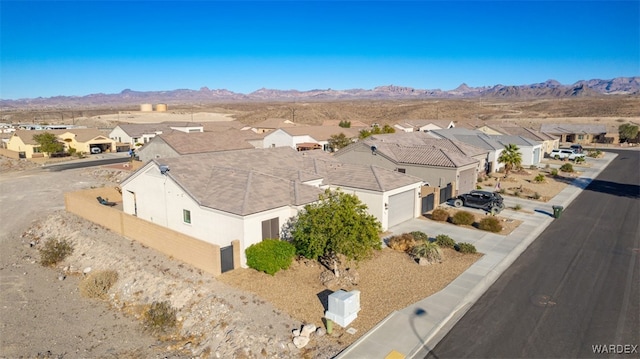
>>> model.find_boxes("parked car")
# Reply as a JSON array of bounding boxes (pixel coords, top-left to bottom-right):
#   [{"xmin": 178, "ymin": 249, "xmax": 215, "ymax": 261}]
[
  {"xmin": 550, "ymin": 149, "xmax": 585, "ymax": 161},
  {"xmin": 570, "ymin": 144, "xmax": 584, "ymax": 154},
  {"xmin": 452, "ymin": 190, "xmax": 505, "ymax": 214},
  {"xmin": 90, "ymin": 147, "xmax": 102, "ymax": 154}
]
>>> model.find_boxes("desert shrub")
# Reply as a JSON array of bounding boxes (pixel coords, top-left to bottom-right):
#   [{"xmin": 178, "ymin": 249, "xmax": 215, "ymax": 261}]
[
  {"xmin": 411, "ymin": 241, "xmax": 441, "ymax": 263},
  {"xmin": 410, "ymin": 231, "xmax": 429, "ymax": 242},
  {"xmin": 79, "ymin": 270, "xmax": 119, "ymax": 299},
  {"xmin": 455, "ymin": 242, "xmax": 477, "ymax": 254},
  {"xmin": 478, "ymin": 217, "xmax": 503, "ymax": 233},
  {"xmin": 451, "ymin": 211, "xmax": 475, "ymax": 226},
  {"xmin": 430, "ymin": 208, "xmax": 449, "ymax": 222},
  {"xmin": 533, "ymin": 192, "xmax": 541, "ymax": 200},
  {"xmin": 529, "ymin": 165, "xmax": 538, "ymax": 170},
  {"xmin": 513, "ymin": 204, "xmax": 522, "ymax": 211},
  {"xmin": 39, "ymin": 237, "xmax": 74, "ymax": 267},
  {"xmin": 550, "ymin": 168, "xmax": 559, "ymax": 176},
  {"xmin": 246, "ymin": 239, "xmax": 296, "ymax": 275},
  {"xmin": 533, "ymin": 174, "xmax": 546, "ymax": 183},
  {"xmin": 476, "ymin": 185, "xmax": 482, "ymax": 190},
  {"xmin": 387, "ymin": 233, "xmax": 416, "ymax": 252},
  {"xmin": 143, "ymin": 301, "xmax": 177, "ymax": 334},
  {"xmin": 545, "ymin": 163, "xmax": 550, "ymax": 169},
  {"xmin": 498, "ymin": 188, "xmax": 506, "ymax": 194},
  {"xmin": 588, "ymin": 149, "xmax": 602, "ymax": 158},
  {"xmin": 477, "ymin": 176, "xmax": 484, "ymax": 183},
  {"xmin": 560, "ymin": 163, "xmax": 574, "ymax": 172},
  {"xmin": 513, "ymin": 190, "xmax": 521, "ymax": 197},
  {"xmin": 575, "ymin": 156, "xmax": 585, "ymax": 164},
  {"xmin": 435, "ymin": 234, "xmax": 456, "ymax": 248}
]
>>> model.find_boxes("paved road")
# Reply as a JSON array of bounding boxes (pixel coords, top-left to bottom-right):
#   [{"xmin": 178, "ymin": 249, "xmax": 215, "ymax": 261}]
[{"xmin": 426, "ymin": 150, "xmax": 640, "ymax": 358}]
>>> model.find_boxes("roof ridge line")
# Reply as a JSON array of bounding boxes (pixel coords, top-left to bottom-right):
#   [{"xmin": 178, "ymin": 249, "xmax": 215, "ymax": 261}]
[
  {"xmin": 241, "ymin": 171, "xmax": 253, "ymax": 215},
  {"xmin": 370, "ymin": 165, "xmax": 385, "ymax": 191}
]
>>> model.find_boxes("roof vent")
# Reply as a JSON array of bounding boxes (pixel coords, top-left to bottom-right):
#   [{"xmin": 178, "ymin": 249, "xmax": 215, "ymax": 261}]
[
  {"xmin": 370, "ymin": 145, "xmax": 377, "ymax": 155},
  {"xmin": 160, "ymin": 165, "xmax": 170, "ymax": 175}
]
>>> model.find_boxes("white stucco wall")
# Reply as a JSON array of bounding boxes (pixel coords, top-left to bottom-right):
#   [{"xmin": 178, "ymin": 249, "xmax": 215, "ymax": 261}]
[{"xmin": 263, "ymin": 129, "xmax": 294, "ymax": 148}]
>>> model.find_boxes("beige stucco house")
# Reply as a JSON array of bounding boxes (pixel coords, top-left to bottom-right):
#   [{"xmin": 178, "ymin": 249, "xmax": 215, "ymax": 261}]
[{"xmin": 6, "ymin": 129, "xmax": 116, "ymax": 158}]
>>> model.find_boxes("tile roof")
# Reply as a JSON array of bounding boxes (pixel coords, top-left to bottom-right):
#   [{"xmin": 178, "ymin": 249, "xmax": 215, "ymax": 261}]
[
  {"xmin": 346, "ymin": 141, "xmax": 477, "ymax": 168},
  {"xmin": 430, "ymin": 128, "xmax": 504, "ymax": 150},
  {"xmin": 116, "ymin": 122, "xmax": 203, "ymax": 137},
  {"xmin": 147, "ymin": 147, "xmax": 422, "ymax": 215},
  {"xmin": 12, "ymin": 129, "xmax": 109, "ymax": 145},
  {"xmin": 253, "ymin": 118, "xmax": 303, "ymax": 129},
  {"xmin": 489, "ymin": 135, "xmax": 541, "ymax": 147},
  {"xmin": 155, "ymin": 130, "xmax": 254, "ymax": 154},
  {"xmin": 281, "ymin": 126, "xmax": 361, "ymax": 140},
  {"xmin": 368, "ymin": 132, "xmax": 488, "ymax": 157},
  {"xmin": 494, "ymin": 125, "xmax": 559, "ymax": 141},
  {"xmin": 540, "ymin": 124, "xmax": 607, "ymax": 134}
]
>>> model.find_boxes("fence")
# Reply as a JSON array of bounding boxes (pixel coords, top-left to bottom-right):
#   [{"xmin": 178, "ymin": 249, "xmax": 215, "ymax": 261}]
[{"xmin": 65, "ymin": 187, "xmax": 231, "ymax": 276}]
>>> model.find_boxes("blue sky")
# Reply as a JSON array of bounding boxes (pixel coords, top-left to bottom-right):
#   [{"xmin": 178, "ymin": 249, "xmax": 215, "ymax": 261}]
[{"xmin": 1, "ymin": 0, "xmax": 638, "ymax": 99}]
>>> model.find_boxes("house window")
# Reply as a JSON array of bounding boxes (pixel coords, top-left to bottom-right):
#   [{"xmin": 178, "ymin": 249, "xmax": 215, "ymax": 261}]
[
  {"xmin": 261, "ymin": 217, "xmax": 280, "ymax": 240},
  {"xmin": 578, "ymin": 135, "xmax": 584, "ymax": 140},
  {"xmin": 183, "ymin": 209, "xmax": 191, "ymax": 224},
  {"xmin": 397, "ymin": 168, "xmax": 406, "ymax": 173},
  {"xmin": 33, "ymin": 147, "xmax": 41, "ymax": 153}
]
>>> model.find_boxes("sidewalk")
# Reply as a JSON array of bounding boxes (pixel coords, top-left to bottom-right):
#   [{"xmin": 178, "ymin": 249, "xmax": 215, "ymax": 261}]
[{"xmin": 335, "ymin": 153, "xmax": 617, "ymax": 359}]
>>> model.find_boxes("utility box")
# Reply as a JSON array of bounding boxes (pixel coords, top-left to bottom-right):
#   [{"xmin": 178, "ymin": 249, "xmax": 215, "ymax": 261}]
[{"xmin": 325, "ymin": 290, "xmax": 361, "ymax": 328}]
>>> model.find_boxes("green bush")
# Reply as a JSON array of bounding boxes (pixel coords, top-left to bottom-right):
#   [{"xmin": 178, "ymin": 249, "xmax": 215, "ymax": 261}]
[
  {"xmin": 513, "ymin": 204, "xmax": 522, "ymax": 211},
  {"xmin": 435, "ymin": 234, "xmax": 456, "ymax": 248},
  {"xmin": 550, "ymin": 168, "xmax": 559, "ymax": 177},
  {"xmin": 478, "ymin": 217, "xmax": 503, "ymax": 233},
  {"xmin": 143, "ymin": 301, "xmax": 177, "ymax": 334},
  {"xmin": 588, "ymin": 149, "xmax": 602, "ymax": 158},
  {"xmin": 575, "ymin": 156, "xmax": 585, "ymax": 164},
  {"xmin": 560, "ymin": 163, "xmax": 574, "ymax": 172},
  {"xmin": 455, "ymin": 242, "xmax": 477, "ymax": 254},
  {"xmin": 387, "ymin": 233, "xmax": 416, "ymax": 252},
  {"xmin": 39, "ymin": 237, "xmax": 74, "ymax": 267},
  {"xmin": 430, "ymin": 208, "xmax": 449, "ymax": 221},
  {"xmin": 79, "ymin": 270, "xmax": 119, "ymax": 299},
  {"xmin": 533, "ymin": 173, "xmax": 546, "ymax": 183},
  {"xmin": 246, "ymin": 239, "xmax": 296, "ymax": 275},
  {"xmin": 410, "ymin": 231, "xmax": 429, "ymax": 242},
  {"xmin": 411, "ymin": 241, "xmax": 441, "ymax": 263},
  {"xmin": 451, "ymin": 211, "xmax": 474, "ymax": 226}
]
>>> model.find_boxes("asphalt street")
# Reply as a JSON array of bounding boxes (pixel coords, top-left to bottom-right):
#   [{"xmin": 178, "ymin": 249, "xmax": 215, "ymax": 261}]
[{"xmin": 426, "ymin": 150, "xmax": 640, "ymax": 358}]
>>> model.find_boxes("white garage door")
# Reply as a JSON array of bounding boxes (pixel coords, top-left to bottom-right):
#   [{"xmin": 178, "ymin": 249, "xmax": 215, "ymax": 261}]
[{"xmin": 388, "ymin": 190, "xmax": 415, "ymax": 228}]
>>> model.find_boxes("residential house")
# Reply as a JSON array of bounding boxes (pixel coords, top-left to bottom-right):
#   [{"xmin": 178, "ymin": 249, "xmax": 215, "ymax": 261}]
[
  {"xmin": 108, "ymin": 122, "xmax": 204, "ymax": 148},
  {"xmin": 430, "ymin": 128, "xmax": 543, "ymax": 169},
  {"xmin": 135, "ymin": 129, "xmax": 256, "ymax": 162},
  {"xmin": 539, "ymin": 124, "xmax": 608, "ymax": 144},
  {"xmin": 394, "ymin": 119, "xmax": 456, "ymax": 133},
  {"xmin": 262, "ymin": 126, "xmax": 361, "ymax": 151},
  {"xmin": 6, "ymin": 129, "xmax": 116, "ymax": 158},
  {"xmin": 120, "ymin": 147, "xmax": 423, "ymax": 269},
  {"xmin": 250, "ymin": 118, "xmax": 304, "ymax": 134},
  {"xmin": 476, "ymin": 124, "xmax": 559, "ymax": 155},
  {"xmin": 334, "ymin": 136, "xmax": 480, "ymax": 196}
]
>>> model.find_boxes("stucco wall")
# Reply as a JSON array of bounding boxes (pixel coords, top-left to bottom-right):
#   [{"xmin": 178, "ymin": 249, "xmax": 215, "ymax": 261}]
[
  {"xmin": 263, "ymin": 129, "xmax": 293, "ymax": 148},
  {"xmin": 65, "ymin": 188, "xmax": 222, "ymax": 276}
]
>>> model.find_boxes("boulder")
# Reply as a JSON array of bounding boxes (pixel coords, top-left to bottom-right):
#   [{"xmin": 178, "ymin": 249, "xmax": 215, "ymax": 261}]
[
  {"xmin": 300, "ymin": 324, "xmax": 316, "ymax": 337},
  {"xmin": 292, "ymin": 335, "xmax": 310, "ymax": 349}
]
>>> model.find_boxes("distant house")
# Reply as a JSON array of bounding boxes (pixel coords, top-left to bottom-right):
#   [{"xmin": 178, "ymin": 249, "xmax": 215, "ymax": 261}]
[
  {"xmin": 477, "ymin": 125, "xmax": 559, "ymax": 155},
  {"xmin": 539, "ymin": 124, "xmax": 608, "ymax": 144},
  {"xmin": 394, "ymin": 120, "xmax": 455, "ymax": 133},
  {"xmin": 6, "ymin": 129, "xmax": 116, "ymax": 158},
  {"xmin": 334, "ymin": 135, "xmax": 480, "ymax": 196},
  {"xmin": 108, "ymin": 122, "xmax": 204, "ymax": 147},
  {"xmin": 262, "ymin": 126, "xmax": 361, "ymax": 151},
  {"xmin": 120, "ymin": 147, "xmax": 423, "ymax": 269},
  {"xmin": 135, "ymin": 129, "xmax": 256, "ymax": 162},
  {"xmin": 250, "ymin": 118, "xmax": 303, "ymax": 134}
]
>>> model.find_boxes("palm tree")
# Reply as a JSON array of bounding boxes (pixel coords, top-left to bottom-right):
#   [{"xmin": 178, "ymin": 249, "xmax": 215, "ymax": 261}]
[{"xmin": 497, "ymin": 144, "xmax": 522, "ymax": 177}]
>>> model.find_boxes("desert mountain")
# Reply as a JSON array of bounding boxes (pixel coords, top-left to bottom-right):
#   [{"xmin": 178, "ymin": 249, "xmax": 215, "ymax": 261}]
[{"xmin": 1, "ymin": 77, "xmax": 638, "ymax": 109}]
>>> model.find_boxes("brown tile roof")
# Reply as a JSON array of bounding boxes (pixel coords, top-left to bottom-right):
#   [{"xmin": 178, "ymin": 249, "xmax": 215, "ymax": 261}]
[
  {"xmin": 253, "ymin": 118, "xmax": 303, "ymax": 129},
  {"xmin": 157, "ymin": 130, "xmax": 254, "ymax": 154},
  {"xmin": 496, "ymin": 125, "xmax": 558, "ymax": 141}
]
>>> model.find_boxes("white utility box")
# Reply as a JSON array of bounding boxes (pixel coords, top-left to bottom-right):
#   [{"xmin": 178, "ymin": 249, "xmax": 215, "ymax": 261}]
[{"xmin": 325, "ymin": 289, "xmax": 361, "ymax": 328}]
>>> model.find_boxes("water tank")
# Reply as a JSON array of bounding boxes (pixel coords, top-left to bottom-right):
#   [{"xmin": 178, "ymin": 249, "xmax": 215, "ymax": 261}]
[
  {"xmin": 156, "ymin": 103, "xmax": 168, "ymax": 112},
  {"xmin": 140, "ymin": 103, "xmax": 153, "ymax": 112}
]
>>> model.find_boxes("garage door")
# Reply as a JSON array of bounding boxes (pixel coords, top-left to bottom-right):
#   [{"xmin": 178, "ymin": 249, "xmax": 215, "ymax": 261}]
[{"xmin": 388, "ymin": 190, "xmax": 415, "ymax": 228}]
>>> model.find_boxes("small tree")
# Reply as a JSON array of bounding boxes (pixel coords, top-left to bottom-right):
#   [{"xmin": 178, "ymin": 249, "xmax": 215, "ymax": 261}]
[
  {"xmin": 290, "ymin": 189, "xmax": 382, "ymax": 264},
  {"xmin": 33, "ymin": 132, "xmax": 64, "ymax": 155},
  {"xmin": 497, "ymin": 144, "xmax": 523, "ymax": 177},
  {"xmin": 358, "ymin": 129, "xmax": 372, "ymax": 139},
  {"xmin": 619, "ymin": 123, "xmax": 639, "ymax": 143},
  {"xmin": 327, "ymin": 133, "xmax": 353, "ymax": 151},
  {"xmin": 339, "ymin": 120, "xmax": 351, "ymax": 128}
]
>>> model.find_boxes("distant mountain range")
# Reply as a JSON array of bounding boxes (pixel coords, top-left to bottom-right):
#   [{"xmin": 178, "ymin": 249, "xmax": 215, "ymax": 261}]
[{"xmin": 2, "ymin": 77, "xmax": 638, "ymax": 109}]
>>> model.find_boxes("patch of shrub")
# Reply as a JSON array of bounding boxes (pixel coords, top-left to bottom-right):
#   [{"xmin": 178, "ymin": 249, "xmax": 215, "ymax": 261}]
[
  {"xmin": 550, "ymin": 168, "xmax": 559, "ymax": 177},
  {"xmin": 477, "ymin": 176, "xmax": 484, "ymax": 183},
  {"xmin": 143, "ymin": 301, "xmax": 177, "ymax": 334},
  {"xmin": 387, "ymin": 233, "xmax": 416, "ymax": 252},
  {"xmin": 476, "ymin": 185, "xmax": 482, "ymax": 190},
  {"xmin": 455, "ymin": 242, "xmax": 477, "ymax": 254},
  {"xmin": 246, "ymin": 239, "xmax": 296, "ymax": 275},
  {"xmin": 410, "ymin": 231, "xmax": 429, "ymax": 242},
  {"xmin": 588, "ymin": 149, "xmax": 602, "ymax": 158},
  {"xmin": 560, "ymin": 163, "xmax": 574, "ymax": 173},
  {"xmin": 411, "ymin": 241, "xmax": 441, "ymax": 263},
  {"xmin": 533, "ymin": 174, "xmax": 546, "ymax": 183},
  {"xmin": 513, "ymin": 190, "xmax": 521, "ymax": 197},
  {"xmin": 478, "ymin": 217, "xmax": 503, "ymax": 233},
  {"xmin": 529, "ymin": 165, "xmax": 538, "ymax": 170},
  {"xmin": 39, "ymin": 237, "xmax": 74, "ymax": 267},
  {"xmin": 435, "ymin": 234, "xmax": 456, "ymax": 248},
  {"xmin": 430, "ymin": 208, "xmax": 449, "ymax": 222},
  {"xmin": 575, "ymin": 156, "xmax": 585, "ymax": 164},
  {"xmin": 79, "ymin": 270, "xmax": 119, "ymax": 299},
  {"xmin": 451, "ymin": 211, "xmax": 474, "ymax": 226},
  {"xmin": 513, "ymin": 204, "xmax": 522, "ymax": 211}
]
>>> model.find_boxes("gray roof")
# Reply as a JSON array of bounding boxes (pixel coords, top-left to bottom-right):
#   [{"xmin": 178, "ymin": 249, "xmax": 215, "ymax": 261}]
[
  {"xmin": 539, "ymin": 123, "xmax": 607, "ymax": 134},
  {"xmin": 116, "ymin": 122, "xmax": 203, "ymax": 137},
  {"xmin": 340, "ymin": 141, "xmax": 477, "ymax": 168},
  {"xmin": 368, "ymin": 132, "xmax": 488, "ymax": 157},
  {"xmin": 494, "ymin": 125, "xmax": 558, "ymax": 141},
  {"xmin": 488, "ymin": 135, "xmax": 541, "ymax": 147},
  {"xmin": 430, "ymin": 128, "xmax": 505, "ymax": 151},
  {"xmin": 143, "ymin": 147, "xmax": 421, "ymax": 216},
  {"xmin": 153, "ymin": 130, "xmax": 254, "ymax": 154}
]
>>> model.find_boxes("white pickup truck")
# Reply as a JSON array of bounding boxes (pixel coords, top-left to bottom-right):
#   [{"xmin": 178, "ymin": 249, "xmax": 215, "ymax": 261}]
[{"xmin": 549, "ymin": 149, "xmax": 586, "ymax": 161}]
